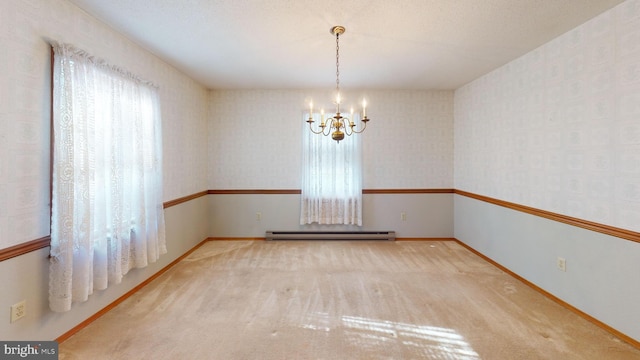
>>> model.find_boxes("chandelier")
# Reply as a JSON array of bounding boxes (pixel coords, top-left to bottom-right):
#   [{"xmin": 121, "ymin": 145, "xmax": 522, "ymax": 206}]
[{"xmin": 306, "ymin": 26, "xmax": 369, "ymax": 143}]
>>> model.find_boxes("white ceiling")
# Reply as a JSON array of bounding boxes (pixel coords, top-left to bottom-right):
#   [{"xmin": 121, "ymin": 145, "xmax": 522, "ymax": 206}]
[{"xmin": 68, "ymin": 0, "xmax": 624, "ymax": 90}]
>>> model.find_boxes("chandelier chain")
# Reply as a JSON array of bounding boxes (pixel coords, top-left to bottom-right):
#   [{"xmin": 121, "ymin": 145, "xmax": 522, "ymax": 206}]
[{"xmin": 336, "ymin": 32, "xmax": 340, "ymax": 95}]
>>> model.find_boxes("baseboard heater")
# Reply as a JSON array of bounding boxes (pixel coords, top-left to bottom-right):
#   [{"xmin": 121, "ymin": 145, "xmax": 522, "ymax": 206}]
[{"xmin": 265, "ymin": 230, "xmax": 396, "ymax": 241}]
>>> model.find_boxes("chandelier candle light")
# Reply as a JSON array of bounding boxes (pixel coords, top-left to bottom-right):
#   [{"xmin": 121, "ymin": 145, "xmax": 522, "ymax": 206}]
[{"xmin": 307, "ymin": 26, "xmax": 370, "ymax": 143}]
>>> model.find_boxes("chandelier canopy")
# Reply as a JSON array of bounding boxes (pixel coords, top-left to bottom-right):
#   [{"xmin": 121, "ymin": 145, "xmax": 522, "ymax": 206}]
[{"xmin": 306, "ymin": 26, "xmax": 369, "ymax": 143}]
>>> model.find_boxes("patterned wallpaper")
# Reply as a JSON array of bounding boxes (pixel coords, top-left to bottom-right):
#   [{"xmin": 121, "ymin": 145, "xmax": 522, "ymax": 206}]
[
  {"xmin": 0, "ymin": 0, "xmax": 209, "ymax": 250},
  {"xmin": 454, "ymin": 0, "xmax": 640, "ymax": 232},
  {"xmin": 7, "ymin": 0, "xmax": 633, "ymax": 249},
  {"xmin": 208, "ymin": 90, "xmax": 453, "ymax": 189}
]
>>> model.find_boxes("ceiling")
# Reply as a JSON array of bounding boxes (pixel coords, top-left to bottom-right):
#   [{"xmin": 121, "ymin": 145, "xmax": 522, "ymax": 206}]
[{"xmin": 67, "ymin": 0, "xmax": 624, "ymax": 90}]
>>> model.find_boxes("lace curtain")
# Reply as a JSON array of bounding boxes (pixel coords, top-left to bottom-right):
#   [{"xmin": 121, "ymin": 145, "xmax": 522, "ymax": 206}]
[
  {"xmin": 300, "ymin": 112, "xmax": 363, "ymax": 226},
  {"xmin": 49, "ymin": 43, "xmax": 166, "ymax": 312}
]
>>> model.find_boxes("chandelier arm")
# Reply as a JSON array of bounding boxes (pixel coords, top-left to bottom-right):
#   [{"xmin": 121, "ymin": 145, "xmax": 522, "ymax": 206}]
[
  {"xmin": 350, "ymin": 120, "xmax": 368, "ymax": 134},
  {"xmin": 322, "ymin": 118, "xmax": 333, "ymax": 136},
  {"xmin": 307, "ymin": 115, "xmax": 327, "ymax": 135},
  {"xmin": 308, "ymin": 123, "xmax": 326, "ymax": 135},
  {"xmin": 343, "ymin": 116, "xmax": 354, "ymax": 136}
]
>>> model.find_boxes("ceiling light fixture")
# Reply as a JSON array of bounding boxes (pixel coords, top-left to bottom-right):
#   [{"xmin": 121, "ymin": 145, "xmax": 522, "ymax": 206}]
[{"xmin": 306, "ymin": 26, "xmax": 369, "ymax": 143}]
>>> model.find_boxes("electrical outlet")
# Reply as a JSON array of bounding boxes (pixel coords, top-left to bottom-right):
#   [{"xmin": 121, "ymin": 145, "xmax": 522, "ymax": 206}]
[
  {"xmin": 10, "ymin": 300, "xmax": 26, "ymax": 323},
  {"xmin": 256, "ymin": 212, "xmax": 262, "ymax": 221},
  {"xmin": 557, "ymin": 257, "xmax": 566, "ymax": 272},
  {"xmin": 401, "ymin": 212, "xmax": 407, "ymax": 221}
]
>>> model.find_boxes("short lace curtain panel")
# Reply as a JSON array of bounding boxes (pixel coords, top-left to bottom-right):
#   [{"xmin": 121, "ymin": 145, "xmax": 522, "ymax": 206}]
[
  {"xmin": 300, "ymin": 112, "xmax": 363, "ymax": 226},
  {"xmin": 49, "ymin": 43, "xmax": 166, "ymax": 312}
]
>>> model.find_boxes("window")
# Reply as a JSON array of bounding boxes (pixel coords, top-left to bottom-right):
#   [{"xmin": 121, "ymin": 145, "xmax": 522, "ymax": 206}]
[
  {"xmin": 300, "ymin": 112, "xmax": 363, "ymax": 225},
  {"xmin": 49, "ymin": 43, "xmax": 165, "ymax": 312}
]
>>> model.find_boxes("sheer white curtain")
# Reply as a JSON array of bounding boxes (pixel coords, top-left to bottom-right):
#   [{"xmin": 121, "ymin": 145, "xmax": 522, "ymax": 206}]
[
  {"xmin": 300, "ymin": 112, "xmax": 363, "ymax": 226},
  {"xmin": 49, "ymin": 43, "xmax": 166, "ymax": 312}
]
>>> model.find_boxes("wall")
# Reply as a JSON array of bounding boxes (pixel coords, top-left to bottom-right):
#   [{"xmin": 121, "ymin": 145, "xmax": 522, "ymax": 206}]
[
  {"xmin": 208, "ymin": 90, "xmax": 454, "ymax": 238},
  {"xmin": 454, "ymin": 0, "xmax": 640, "ymax": 232},
  {"xmin": 209, "ymin": 193, "xmax": 453, "ymax": 239},
  {"xmin": 0, "ymin": 0, "xmax": 209, "ymax": 340},
  {"xmin": 209, "ymin": 89, "xmax": 453, "ymax": 189},
  {"xmin": 454, "ymin": 195, "xmax": 640, "ymax": 342},
  {"xmin": 454, "ymin": 0, "xmax": 640, "ymax": 342}
]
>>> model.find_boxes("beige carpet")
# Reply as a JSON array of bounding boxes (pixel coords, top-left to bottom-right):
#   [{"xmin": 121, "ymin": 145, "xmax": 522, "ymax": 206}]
[{"xmin": 59, "ymin": 240, "xmax": 640, "ymax": 359}]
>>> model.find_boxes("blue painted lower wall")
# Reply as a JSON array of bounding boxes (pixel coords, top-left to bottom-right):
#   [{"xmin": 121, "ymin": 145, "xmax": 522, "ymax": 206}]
[{"xmin": 454, "ymin": 194, "xmax": 640, "ymax": 343}]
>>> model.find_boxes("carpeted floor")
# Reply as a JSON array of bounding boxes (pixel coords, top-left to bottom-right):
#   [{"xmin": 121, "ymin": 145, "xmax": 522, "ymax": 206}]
[{"xmin": 59, "ymin": 240, "xmax": 640, "ymax": 359}]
